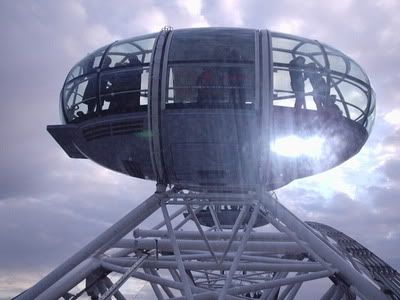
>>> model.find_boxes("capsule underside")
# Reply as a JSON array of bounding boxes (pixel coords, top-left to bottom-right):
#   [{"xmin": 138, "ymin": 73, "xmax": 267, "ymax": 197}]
[{"xmin": 48, "ymin": 28, "xmax": 375, "ymax": 191}]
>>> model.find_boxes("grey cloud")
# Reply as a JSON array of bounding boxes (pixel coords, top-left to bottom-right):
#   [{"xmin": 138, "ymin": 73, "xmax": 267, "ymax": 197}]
[
  {"xmin": 202, "ymin": 0, "xmax": 400, "ymax": 109},
  {"xmin": 379, "ymin": 159, "xmax": 400, "ymax": 182},
  {"xmin": 383, "ymin": 128, "xmax": 400, "ymax": 146},
  {"xmin": 277, "ymin": 186, "xmax": 400, "ymax": 268},
  {"xmin": 1, "ymin": 0, "xmax": 400, "ymax": 298}
]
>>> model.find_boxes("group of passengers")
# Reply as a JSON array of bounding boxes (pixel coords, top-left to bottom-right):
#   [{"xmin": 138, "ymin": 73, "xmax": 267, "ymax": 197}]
[
  {"xmin": 289, "ymin": 56, "xmax": 341, "ymax": 116},
  {"xmin": 77, "ymin": 53, "xmax": 143, "ymax": 118},
  {"xmin": 196, "ymin": 48, "xmax": 247, "ymax": 107}
]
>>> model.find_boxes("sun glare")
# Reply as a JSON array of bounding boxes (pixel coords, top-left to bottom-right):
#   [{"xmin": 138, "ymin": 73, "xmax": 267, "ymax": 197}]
[{"xmin": 271, "ymin": 135, "xmax": 324, "ymax": 158}]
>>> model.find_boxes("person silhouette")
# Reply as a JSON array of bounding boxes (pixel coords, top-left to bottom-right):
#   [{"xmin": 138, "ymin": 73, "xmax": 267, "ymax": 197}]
[
  {"xmin": 289, "ymin": 56, "xmax": 306, "ymax": 110},
  {"xmin": 82, "ymin": 55, "xmax": 98, "ymax": 116},
  {"xmin": 110, "ymin": 53, "xmax": 143, "ymax": 113},
  {"xmin": 304, "ymin": 63, "xmax": 328, "ymax": 111},
  {"xmin": 227, "ymin": 49, "xmax": 245, "ymax": 107}
]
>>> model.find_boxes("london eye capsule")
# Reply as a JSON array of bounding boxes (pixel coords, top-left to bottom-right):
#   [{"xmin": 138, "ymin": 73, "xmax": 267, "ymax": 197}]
[{"xmin": 48, "ymin": 28, "xmax": 375, "ymax": 191}]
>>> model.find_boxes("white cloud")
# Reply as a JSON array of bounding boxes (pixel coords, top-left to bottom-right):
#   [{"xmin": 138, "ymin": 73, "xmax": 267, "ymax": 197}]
[
  {"xmin": 65, "ymin": 1, "xmax": 87, "ymax": 20},
  {"xmin": 176, "ymin": 0, "xmax": 209, "ymax": 27},
  {"xmin": 329, "ymin": 0, "xmax": 353, "ymax": 12},
  {"xmin": 384, "ymin": 109, "xmax": 400, "ymax": 126},
  {"xmin": 177, "ymin": 0, "xmax": 202, "ymax": 16},
  {"xmin": 130, "ymin": 7, "xmax": 168, "ymax": 33},
  {"xmin": 271, "ymin": 18, "xmax": 305, "ymax": 35},
  {"xmin": 3, "ymin": 0, "xmax": 400, "ymax": 297},
  {"xmin": 376, "ymin": 0, "xmax": 399, "ymax": 10},
  {"xmin": 83, "ymin": 24, "xmax": 119, "ymax": 49},
  {"xmin": 221, "ymin": 0, "xmax": 244, "ymax": 26}
]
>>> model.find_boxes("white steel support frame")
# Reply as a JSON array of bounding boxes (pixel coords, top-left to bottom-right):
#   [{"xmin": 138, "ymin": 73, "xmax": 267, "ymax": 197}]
[{"xmin": 15, "ymin": 185, "xmax": 391, "ymax": 300}]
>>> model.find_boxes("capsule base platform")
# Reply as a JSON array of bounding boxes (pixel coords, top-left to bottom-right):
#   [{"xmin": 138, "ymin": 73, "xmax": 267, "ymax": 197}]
[{"xmin": 14, "ymin": 186, "xmax": 399, "ymax": 300}]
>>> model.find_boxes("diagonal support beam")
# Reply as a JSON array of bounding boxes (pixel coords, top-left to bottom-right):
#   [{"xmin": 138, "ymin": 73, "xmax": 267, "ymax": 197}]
[
  {"xmin": 186, "ymin": 204, "xmax": 219, "ymax": 264},
  {"xmin": 99, "ymin": 254, "xmax": 149, "ymax": 300},
  {"xmin": 144, "ymin": 268, "xmax": 165, "ymax": 300},
  {"xmin": 218, "ymin": 202, "xmax": 260, "ymax": 300},
  {"xmin": 161, "ymin": 202, "xmax": 194, "ymax": 299},
  {"xmin": 17, "ymin": 190, "xmax": 167, "ymax": 300},
  {"xmin": 174, "ymin": 205, "xmax": 205, "ymax": 231},
  {"xmin": 218, "ymin": 204, "xmax": 250, "ymax": 264},
  {"xmin": 209, "ymin": 205, "xmax": 222, "ymax": 231},
  {"xmin": 260, "ymin": 191, "xmax": 387, "ymax": 300}
]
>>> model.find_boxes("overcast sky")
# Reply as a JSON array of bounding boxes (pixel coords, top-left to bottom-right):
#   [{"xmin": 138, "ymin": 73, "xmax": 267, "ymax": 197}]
[{"xmin": 0, "ymin": 0, "xmax": 399, "ymax": 299}]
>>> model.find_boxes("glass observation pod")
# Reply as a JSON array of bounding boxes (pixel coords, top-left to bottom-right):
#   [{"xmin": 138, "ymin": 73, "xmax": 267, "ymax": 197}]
[{"xmin": 48, "ymin": 28, "xmax": 375, "ymax": 191}]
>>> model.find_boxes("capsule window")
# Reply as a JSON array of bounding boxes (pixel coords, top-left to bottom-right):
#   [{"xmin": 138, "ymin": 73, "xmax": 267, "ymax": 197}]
[
  {"xmin": 65, "ymin": 46, "xmax": 107, "ymax": 82},
  {"xmin": 166, "ymin": 29, "xmax": 256, "ymax": 109},
  {"xmin": 103, "ymin": 37, "xmax": 155, "ymax": 69},
  {"xmin": 271, "ymin": 33, "xmax": 372, "ymax": 127},
  {"xmin": 63, "ymin": 74, "xmax": 98, "ymax": 122},
  {"xmin": 99, "ymin": 67, "xmax": 150, "ymax": 114},
  {"xmin": 94, "ymin": 36, "xmax": 156, "ymax": 115}
]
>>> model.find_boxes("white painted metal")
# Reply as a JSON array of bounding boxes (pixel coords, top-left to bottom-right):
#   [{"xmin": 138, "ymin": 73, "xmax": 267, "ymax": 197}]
[{"xmin": 16, "ymin": 186, "xmax": 391, "ymax": 300}]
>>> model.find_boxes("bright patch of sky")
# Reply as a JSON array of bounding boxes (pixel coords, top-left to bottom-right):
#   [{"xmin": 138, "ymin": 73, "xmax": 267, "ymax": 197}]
[{"xmin": 384, "ymin": 109, "xmax": 400, "ymax": 127}]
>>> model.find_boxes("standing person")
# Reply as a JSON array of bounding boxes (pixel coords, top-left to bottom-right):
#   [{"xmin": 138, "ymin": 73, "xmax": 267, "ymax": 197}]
[
  {"xmin": 111, "ymin": 53, "xmax": 143, "ymax": 113},
  {"xmin": 82, "ymin": 55, "xmax": 98, "ymax": 116},
  {"xmin": 305, "ymin": 63, "xmax": 328, "ymax": 111},
  {"xmin": 227, "ymin": 49, "xmax": 245, "ymax": 107},
  {"xmin": 288, "ymin": 56, "xmax": 306, "ymax": 110},
  {"xmin": 126, "ymin": 53, "xmax": 143, "ymax": 110}
]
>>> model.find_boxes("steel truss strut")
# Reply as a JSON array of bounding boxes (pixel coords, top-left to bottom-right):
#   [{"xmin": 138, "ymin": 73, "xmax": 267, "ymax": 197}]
[{"xmin": 14, "ymin": 185, "xmax": 398, "ymax": 300}]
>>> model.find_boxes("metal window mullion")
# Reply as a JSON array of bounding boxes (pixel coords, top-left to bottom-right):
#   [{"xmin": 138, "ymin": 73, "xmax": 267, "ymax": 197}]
[
  {"xmin": 149, "ymin": 30, "xmax": 169, "ymax": 183},
  {"xmin": 254, "ymin": 30, "xmax": 261, "ymax": 110},
  {"xmin": 259, "ymin": 29, "xmax": 273, "ymax": 185},
  {"xmin": 315, "ymin": 40, "xmax": 331, "ymax": 114},
  {"xmin": 331, "ymin": 81, "xmax": 351, "ymax": 118}
]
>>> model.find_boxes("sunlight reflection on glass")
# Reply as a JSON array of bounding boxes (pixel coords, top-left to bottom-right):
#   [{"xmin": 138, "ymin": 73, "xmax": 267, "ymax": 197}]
[{"xmin": 271, "ymin": 135, "xmax": 324, "ymax": 158}]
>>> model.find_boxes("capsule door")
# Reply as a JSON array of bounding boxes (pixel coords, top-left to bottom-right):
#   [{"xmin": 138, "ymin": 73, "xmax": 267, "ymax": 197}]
[{"xmin": 159, "ymin": 28, "xmax": 260, "ymax": 188}]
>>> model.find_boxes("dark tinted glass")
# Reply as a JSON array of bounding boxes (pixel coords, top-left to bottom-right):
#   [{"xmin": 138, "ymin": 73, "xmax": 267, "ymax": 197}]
[
  {"xmin": 169, "ymin": 28, "xmax": 255, "ymax": 62},
  {"xmin": 167, "ymin": 29, "xmax": 256, "ymax": 108}
]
